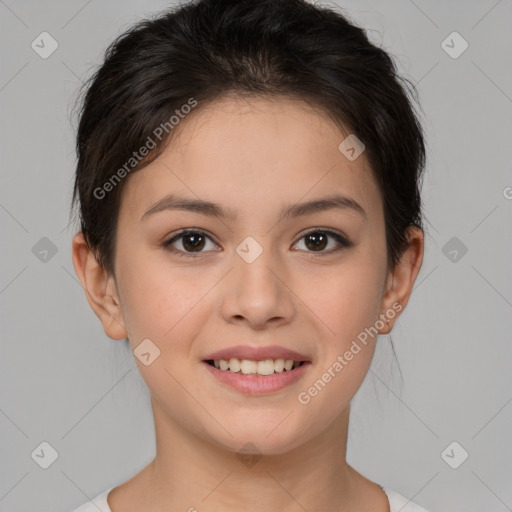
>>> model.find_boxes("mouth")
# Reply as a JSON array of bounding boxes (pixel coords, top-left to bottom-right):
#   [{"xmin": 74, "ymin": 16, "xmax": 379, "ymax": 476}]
[
  {"xmin": 204, "ymin": 358, "xmax": 307, "ymax": 376},
  {"xmin": 201, "ymin": 351, "xmax": 311, "ymax": 395},
  {"xmin": 201, "ymin": 345, "xmax": 312, "ymax": 394}
]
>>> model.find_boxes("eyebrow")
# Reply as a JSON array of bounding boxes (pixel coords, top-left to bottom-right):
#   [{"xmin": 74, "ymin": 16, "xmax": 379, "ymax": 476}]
[{"xmin": 141, "ymin": 193, "xmax": 367, "ymax": 222}]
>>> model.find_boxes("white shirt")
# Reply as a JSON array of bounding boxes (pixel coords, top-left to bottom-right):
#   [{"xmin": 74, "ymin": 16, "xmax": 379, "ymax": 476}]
[{"xmin": 71, "ymin": 485, "xmax": 429, "ymax": 511}]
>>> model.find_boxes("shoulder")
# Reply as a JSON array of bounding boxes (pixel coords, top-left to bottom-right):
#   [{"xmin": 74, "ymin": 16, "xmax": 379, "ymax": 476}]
[
  {"xmin": 70, "ymin": 488, "xmax": 113, "ymax": 512},
  {"xmin": 381, "ymin": 486, "xmax": 430, "ymax": 512}
]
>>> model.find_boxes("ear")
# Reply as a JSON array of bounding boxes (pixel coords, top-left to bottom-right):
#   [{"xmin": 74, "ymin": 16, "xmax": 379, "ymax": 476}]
[
  {"xmin": 71, "ymin": 231, "xmax": 127, "ymax": 340},
  {"xmin": 378, "ymin": 226, "xmax": 424, "ymax": 334}
]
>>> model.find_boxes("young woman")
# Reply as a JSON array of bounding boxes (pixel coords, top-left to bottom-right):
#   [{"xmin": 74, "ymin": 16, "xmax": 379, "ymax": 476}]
[{"xmin": 70, "ymin": 0, "xmax": 428, "ymax": 510}]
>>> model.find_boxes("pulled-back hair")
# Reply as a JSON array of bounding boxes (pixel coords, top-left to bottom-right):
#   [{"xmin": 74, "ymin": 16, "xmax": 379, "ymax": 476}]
[{"xmin": 70, "ymin": 0, "xmax": 427, "ymax": 276}]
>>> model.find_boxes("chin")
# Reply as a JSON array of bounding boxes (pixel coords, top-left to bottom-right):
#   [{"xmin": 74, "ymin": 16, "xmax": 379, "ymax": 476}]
[{"xmin": 202, "ymin": 420, "xmax": 308, "ymax": 457}]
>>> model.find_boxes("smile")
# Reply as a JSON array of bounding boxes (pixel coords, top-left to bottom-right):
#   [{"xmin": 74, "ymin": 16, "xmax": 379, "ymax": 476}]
[
  {"xmin": 206, "ymin": 358, "xmax": 304, "ymax": 375},
  {"xmin": 202, "ymin": 359, "xmax": 311, "ymax": 395}
]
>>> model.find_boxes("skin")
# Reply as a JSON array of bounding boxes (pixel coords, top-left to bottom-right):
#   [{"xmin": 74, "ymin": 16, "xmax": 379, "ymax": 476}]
[{"xmin": 72, "ymin": 94, "xmax": 424, "ymax": 512}]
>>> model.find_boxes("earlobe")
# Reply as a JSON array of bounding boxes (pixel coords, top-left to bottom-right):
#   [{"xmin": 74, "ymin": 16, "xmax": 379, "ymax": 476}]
[
  {"xmin": 71, "ymin": 231, "xmax": 128, "ymax": 340},
  {"xmin": 379, "ymin": 226, "xmax": 424, "ymax": 334}
]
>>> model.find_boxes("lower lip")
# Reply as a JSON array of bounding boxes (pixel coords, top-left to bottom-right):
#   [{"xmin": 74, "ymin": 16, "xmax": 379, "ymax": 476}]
[{"xmin": 202, "ymin": 361, "xmax": 311, "ymax": 395}]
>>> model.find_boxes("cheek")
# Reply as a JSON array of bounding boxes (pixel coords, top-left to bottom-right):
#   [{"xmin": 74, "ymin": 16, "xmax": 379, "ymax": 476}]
[
  {"xmin": 300, "ymin": 258, "xmax": 385, "ymax": 343},
  {"xmin": 117, "ymin": 259, "xmax": 214, "ymax": 414},
  {"xmin": 295, "ymin": 251, "xmax": 386, "ymax": 418},
  {"xmin": 295, "ymin": 281, "xmax": 382, "ymax": 421},
  {"xmin": 116, "ymin": 249, "xmax": 207, "ymax": 343},
  {"xmin": 295, "ymin": 349, "xmax": 373, "ymax": 436}
]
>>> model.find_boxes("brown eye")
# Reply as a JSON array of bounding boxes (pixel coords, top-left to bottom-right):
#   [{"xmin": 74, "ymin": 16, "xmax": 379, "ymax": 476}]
[
  {"xmin": 304, "ymin": 232, "xmax": 328, "ymax": 251},
  {"xmin": 293, "ymin": 229, "xmax": 351, "ymax": 254},
  {"xmin": 164, "ymin": 230, "xmax": 218, "ymax": 257},
  {"xmin": 181, "ymin": 232, "xmax": 206, "ymax": 252}
]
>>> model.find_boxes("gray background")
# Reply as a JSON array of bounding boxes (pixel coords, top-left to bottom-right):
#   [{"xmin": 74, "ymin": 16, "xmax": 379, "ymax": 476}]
[{"xmin": 1, "ymin": 0, "xmax": 511, "ymax": 510}]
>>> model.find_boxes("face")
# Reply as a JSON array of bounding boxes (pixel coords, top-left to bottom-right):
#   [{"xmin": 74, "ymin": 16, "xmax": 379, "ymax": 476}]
[{"xmin": 94, "ymin": 95, "xmax": 403, "ymax": 454}]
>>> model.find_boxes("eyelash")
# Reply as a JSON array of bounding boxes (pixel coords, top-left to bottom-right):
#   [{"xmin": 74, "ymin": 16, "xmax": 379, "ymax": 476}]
[{"xmin": 163, "ymin": 228, "xmax": 352, "ymax": 259}]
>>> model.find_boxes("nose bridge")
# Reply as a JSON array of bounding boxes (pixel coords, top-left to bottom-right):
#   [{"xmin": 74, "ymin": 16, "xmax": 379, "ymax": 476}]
[
  {"xmin": 234, "ymin": 234, "xmax": 281, "ymax": 294},
  {"xmin": 220, "ymin": 234, "xmax": 295, "ymax": 327}
]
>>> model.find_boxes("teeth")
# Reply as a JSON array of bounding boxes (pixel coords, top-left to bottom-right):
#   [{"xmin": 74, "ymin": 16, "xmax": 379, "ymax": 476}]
[
  {"xmin": 240, "ymin": 359, "xmax": 258, "ymax": 374},
  {"xmin": 257, "ymin": 359, "xmax": 275, "ymax": 375},
  {"xmin": 229, "ymin": 358, "xmax": 240, "ymax": 372},
  {"xmin": 211, "ymin": 358, "xmax": 302, "ymax": 375},
  {"xmin": 274, "ymin": 359, "xmax": 285, "ymax": 372}
]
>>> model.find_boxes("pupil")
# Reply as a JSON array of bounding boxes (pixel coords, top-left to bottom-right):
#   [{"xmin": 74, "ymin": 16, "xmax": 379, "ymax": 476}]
[
  {"xmin": 306, "ymin": 232, "xmax": 327, "ymax": 251},
  {"xmin": 183, "ymin": 234, "xmax": 205, "ymax": 252},
  {"xmin": 181, "ymin": 232, "xmax": 328, "ymax": 252}
]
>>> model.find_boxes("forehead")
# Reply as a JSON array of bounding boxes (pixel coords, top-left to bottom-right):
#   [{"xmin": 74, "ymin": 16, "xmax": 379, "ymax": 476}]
[{"xmin": 119, "ymin": 94, "xmax": 383, "ymax": 225}]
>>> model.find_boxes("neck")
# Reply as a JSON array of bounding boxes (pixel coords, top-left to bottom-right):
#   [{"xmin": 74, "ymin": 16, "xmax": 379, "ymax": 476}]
[{"xmin": 140, "ymin": 398, "xmax": 368, "ymax": 512}]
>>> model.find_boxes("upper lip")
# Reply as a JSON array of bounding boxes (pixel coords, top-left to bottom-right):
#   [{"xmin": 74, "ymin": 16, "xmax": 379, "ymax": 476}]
[{"xmin": 203, "ymin": 345, "xmax": 311, "ymax": 362}]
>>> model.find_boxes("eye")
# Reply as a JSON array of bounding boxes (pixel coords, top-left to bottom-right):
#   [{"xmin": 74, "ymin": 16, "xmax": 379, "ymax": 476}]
[
  {"xmin": 292, "ymin": 228, "xmax": 352, "ymax": 255},
  {"xmin": 163, "ymin": 229, "xmax": 219, "ymax": 258},
  {"xmin": 163, "ymin": 227, "xmax": 352, "ymax": 259}
]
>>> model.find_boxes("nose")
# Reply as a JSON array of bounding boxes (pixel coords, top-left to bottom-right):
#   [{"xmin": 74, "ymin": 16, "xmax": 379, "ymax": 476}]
[{"xmin": 219, "ymin": 246, "xmax": 296, "ymax": 330}]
